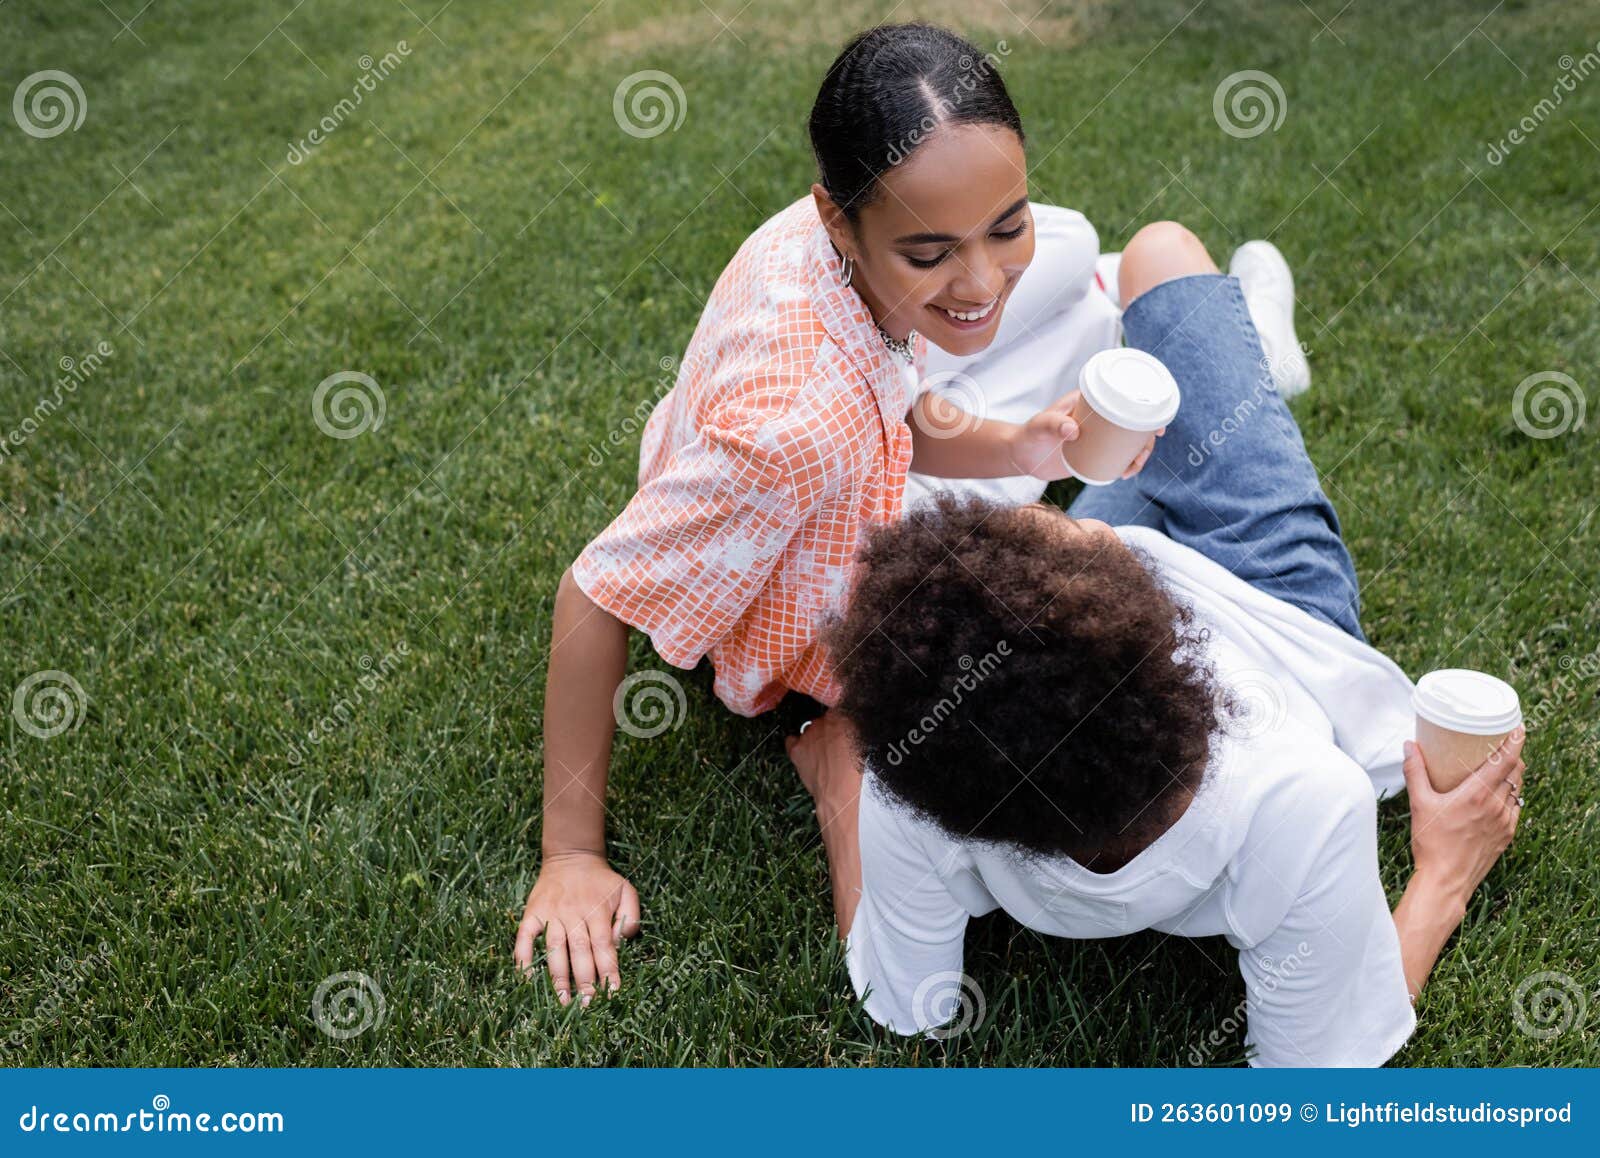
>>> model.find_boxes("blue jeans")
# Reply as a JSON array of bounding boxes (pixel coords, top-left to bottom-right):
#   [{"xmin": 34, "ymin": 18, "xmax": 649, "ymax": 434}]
[{"xmin": 1067, "ymin": 273, "xmax": 1365, "ymax": 641}]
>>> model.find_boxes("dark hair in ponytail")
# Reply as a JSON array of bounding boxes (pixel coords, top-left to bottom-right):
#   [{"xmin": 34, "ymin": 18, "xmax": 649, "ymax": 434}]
[{"xmin": 808, "ymin": 23, "xmax": 1024, "ymax": 222}]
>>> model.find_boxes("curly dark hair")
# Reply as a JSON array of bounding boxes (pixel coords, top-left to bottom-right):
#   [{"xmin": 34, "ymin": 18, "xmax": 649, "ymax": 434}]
[{"xmin": 825, "ymin": 495, "xmax": 1224, "ymax": 865}]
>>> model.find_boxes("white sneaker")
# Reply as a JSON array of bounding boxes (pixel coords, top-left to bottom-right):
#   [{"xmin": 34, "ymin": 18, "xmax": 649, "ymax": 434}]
[{"xmin": 1229, "ymin": 240, "xmax": 1311, "ymax": 396}]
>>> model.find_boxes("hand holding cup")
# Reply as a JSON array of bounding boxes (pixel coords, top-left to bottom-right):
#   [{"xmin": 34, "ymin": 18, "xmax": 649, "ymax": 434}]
[{"xmin": 1061, "ymin": 348, "xmax": 1179, "ymax": 485}]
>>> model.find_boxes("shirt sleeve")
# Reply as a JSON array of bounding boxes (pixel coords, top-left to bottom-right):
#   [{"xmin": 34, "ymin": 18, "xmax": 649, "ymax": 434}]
[
  {"xmin": 844, "ymin": 776, "xmax": 971, "ymax": 1035},
  {"xmin": 570, "ymin": 409, "xmax": 817, "ymax": 670},
  {"xmin": 1233, "ymin": 762, "xmax": 1416, "ymax": 1067}
]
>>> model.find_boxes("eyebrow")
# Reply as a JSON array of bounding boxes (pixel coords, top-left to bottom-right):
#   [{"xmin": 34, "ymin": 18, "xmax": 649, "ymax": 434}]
[{"xmin": 893, "ymin": 196, "xmax": 1030, "ymax": 246}]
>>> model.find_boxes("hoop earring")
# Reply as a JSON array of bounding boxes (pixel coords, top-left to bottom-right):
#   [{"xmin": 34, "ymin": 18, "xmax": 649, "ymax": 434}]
[{"xmin": 838, "ymin": 252, "xmax": 854, "ymax": 287}]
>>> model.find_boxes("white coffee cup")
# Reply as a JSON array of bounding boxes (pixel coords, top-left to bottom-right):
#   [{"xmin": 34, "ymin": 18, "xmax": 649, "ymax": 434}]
[
  {"xmin": 1065, "ymin": 348, "xmax": 1180, "ymax": 486},
  {"xmin": 1411, "ymin": 669, "xmax": 1523, "ymax": 793}
]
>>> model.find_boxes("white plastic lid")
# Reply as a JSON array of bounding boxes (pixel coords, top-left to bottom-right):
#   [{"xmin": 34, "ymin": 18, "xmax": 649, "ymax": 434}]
[
  {"xmin": 1078, "ymin": 348, "xmax": 1181, "ymax": 432},
  {"xmin": 1412, "ymin": 669, "xmax": 1522, "ymax": 734}
]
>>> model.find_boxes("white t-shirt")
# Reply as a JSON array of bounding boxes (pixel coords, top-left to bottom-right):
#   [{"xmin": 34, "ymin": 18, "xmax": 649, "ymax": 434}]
[{"xmin": 845, "ymin": 525, "xmax": 1419, "ymax": 1067}]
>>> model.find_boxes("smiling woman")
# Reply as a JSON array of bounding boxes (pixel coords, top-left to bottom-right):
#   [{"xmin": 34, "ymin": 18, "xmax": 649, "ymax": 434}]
[
  {"xmin": 807, "ymin": 26, "xmax": 1032, "ymax": 354},
  {"xmin": 513, "ymin": 19, "xmax": 1179, "ymax": 1006}
]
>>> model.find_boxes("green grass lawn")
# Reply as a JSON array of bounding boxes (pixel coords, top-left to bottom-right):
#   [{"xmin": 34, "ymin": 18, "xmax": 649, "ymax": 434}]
[{"xmin": 2, "ymin": 0, "xmax": 1596, "ymax": 1066}]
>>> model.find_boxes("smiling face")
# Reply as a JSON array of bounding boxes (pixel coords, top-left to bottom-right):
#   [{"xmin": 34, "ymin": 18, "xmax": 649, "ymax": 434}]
[{"xmin": 812, "ymin": 122, "xmax": 1035, "ymax": 357}]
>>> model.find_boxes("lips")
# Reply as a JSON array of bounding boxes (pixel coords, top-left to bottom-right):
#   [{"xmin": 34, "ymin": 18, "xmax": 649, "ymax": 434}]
[{"xmin": 930, "ymin": 295, "xmax": 1000, "ymax": 330}]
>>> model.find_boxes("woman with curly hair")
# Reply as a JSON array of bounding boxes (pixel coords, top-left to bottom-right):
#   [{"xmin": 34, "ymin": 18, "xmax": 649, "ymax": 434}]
[{"xmin": 791, "ymin": 231, "xmax": 1524, "ymax": 1066}]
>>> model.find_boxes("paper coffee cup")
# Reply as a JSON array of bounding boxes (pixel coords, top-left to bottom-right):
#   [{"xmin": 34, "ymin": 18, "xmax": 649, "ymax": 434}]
[
  {"xmin": 1065, "ymin": 348, "xmax": 1180, "ymax": 486},
  {"xmin": 1412, "ymin": 669, "xmax": 1522, "ymax": 793}
]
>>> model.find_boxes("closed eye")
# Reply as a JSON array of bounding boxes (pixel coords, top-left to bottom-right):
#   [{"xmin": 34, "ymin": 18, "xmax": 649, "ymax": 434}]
[{"xmin": 903, "ymin": 219, "xmax": 1030, "ymax": 269}]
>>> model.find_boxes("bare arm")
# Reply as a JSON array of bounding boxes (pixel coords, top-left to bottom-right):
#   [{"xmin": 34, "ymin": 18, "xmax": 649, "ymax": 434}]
[
  {"xmin": 1391, "ymin": 733, "xmax": 1524, "ymax": 999},
  {"xmin": 513, "ymin": 567, "xmax": 642, "ymax": 1004},
  {"xmin": 907, "ymin": 389, "xmax": 1159, "ymax": 482},
  {"xmin": 786, "ymin": 712, "xmax": 865, "ymax": 938},
  {"xmin": 907, "ymin": 389, "xmax": 1075, "ymax": 480},
  {"xmin": 1391, "ymin": 872, "xmax": 1469, "ymax": 1000},
  {"xmin": 540, "ymin": 568, "xmax": 626, "ymax": 858},
  {"xmin": 907, "ymin": 393, "xmax": 1050, "ymax": 479}
]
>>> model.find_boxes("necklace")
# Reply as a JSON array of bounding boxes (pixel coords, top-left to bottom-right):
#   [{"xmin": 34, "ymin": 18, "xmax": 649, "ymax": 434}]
[{"xmin": 877, "ymin": 324, "xmax": 916, "ymax": 363}]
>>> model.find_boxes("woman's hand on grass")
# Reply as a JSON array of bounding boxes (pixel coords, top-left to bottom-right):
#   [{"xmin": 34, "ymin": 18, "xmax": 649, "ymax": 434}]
[{"xmin": 514, "ymin": 851, "xmax": 641, "ymax": 1005}]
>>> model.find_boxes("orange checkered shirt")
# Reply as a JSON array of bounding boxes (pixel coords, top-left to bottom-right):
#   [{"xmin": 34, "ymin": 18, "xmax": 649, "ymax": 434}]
[{"xmin": 572, "ymin": 195, "xmax": 926, "ymax": 716}]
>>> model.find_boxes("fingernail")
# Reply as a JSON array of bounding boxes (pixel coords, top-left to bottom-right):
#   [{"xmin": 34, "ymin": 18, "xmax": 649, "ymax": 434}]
[
  {"xmin": 580, "ymin": 993, "xmax": 592, "ymax": 1008},
  {"xmin": 557, "ymin": 989, "xmax": 569, "ymax": 1004}
]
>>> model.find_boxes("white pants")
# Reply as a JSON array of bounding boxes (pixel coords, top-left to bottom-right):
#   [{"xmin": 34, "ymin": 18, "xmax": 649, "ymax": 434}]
[{"xmin": 904, "ymin": 202, "xmax": 1122, "ymax": 509}]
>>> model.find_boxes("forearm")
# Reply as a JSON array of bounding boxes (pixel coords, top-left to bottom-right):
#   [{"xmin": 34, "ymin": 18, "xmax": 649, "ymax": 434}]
[
  {"xmin": 540, "ymin": 567, "xmax": 630, "ymax": 858},
  {"xmin": 907, "ymin": 393, "xmax": 1027, "ymax": 478},
  {"xmin": 815, "ymin": 785, "xmax": 863, "ymax": 939},
  {"xmin": 1390, "ymin": 870, "xmax": 1468, "ymax": 1000}
]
